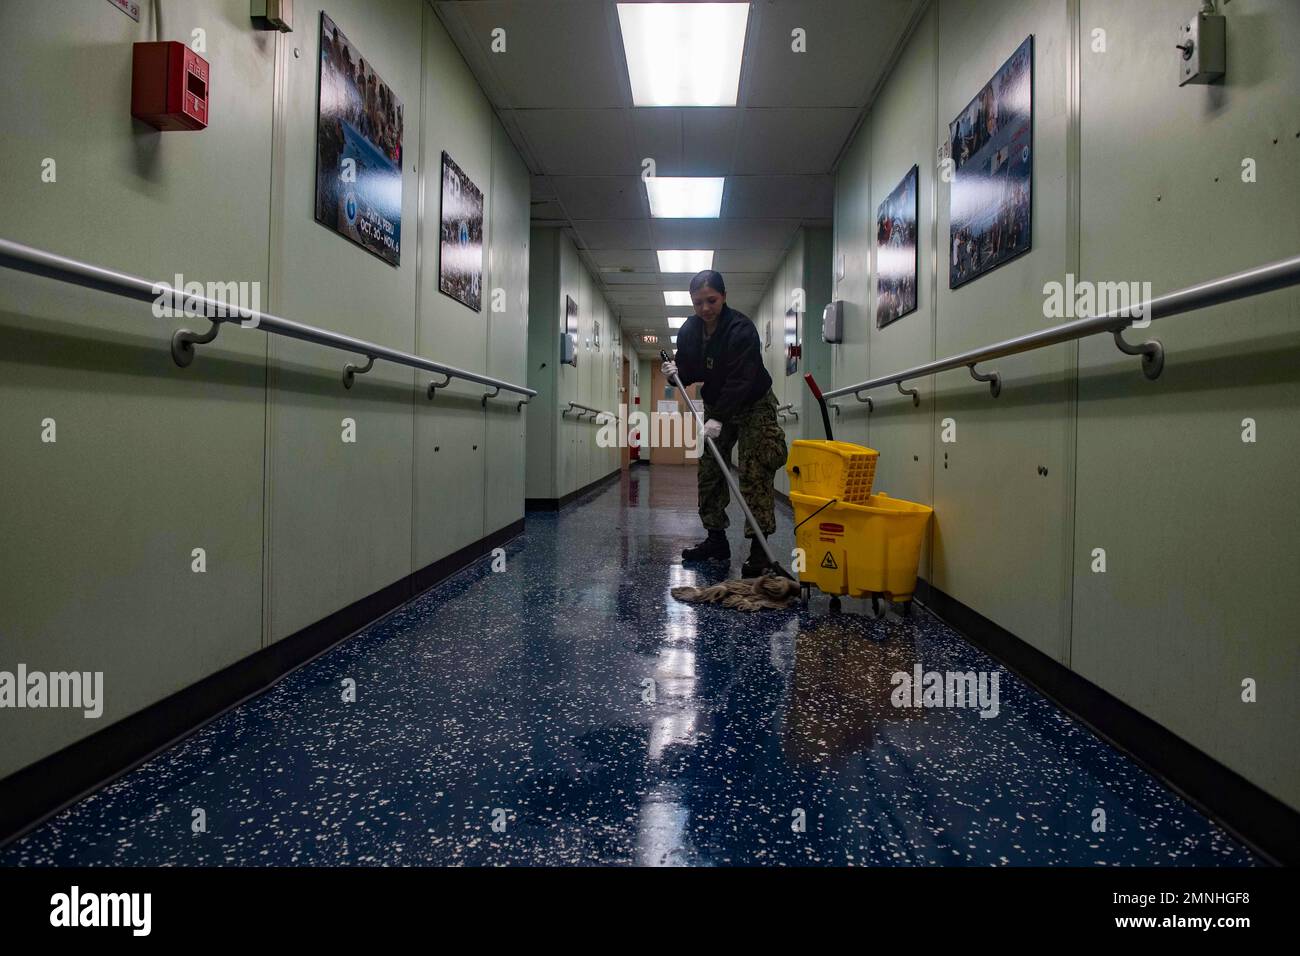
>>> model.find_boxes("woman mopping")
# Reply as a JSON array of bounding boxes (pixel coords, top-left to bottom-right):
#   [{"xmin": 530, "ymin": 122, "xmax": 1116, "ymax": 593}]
[{"xmin": 661, "ymin": 270, "xmax": 788, "ymax": 577}]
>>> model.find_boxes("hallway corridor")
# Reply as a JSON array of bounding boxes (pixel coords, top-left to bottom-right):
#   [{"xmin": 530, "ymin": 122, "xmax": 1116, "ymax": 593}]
[{"xmin": 0, "ymin": 466, "xmax": 1257, "ymax": 867}]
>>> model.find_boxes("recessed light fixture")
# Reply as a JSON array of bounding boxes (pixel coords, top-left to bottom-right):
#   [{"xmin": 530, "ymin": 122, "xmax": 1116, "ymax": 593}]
[
  {"xmin": 671, "ymin": 335, "xmax": 677, "ymax": 344},
  {"xmin": 657, "ymin": 250, "xmax": 714, "ymax": 273},
  {"xmin": 645, "ymin": 177, "xmax": 724, "ymax": 218},
  {"xmin": 664, "ymin": 291, "xmax": 693, "ymax": 306},
  {"xmin": 616, "ymin": 2, "xmax": 750, "ymax": 107},
  {"xmin": 667, "ymin": 316, "xmax": 688, "ymax": 329}
]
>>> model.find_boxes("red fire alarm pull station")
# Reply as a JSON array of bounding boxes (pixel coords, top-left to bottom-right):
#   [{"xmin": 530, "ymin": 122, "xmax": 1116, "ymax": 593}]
[{"xmin": 131, "ymin": 41, "xmax": 209, "ymax": 131}]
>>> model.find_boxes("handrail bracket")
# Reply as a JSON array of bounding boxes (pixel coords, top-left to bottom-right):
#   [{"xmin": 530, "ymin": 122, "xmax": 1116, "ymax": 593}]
[
  {"xmin": 968, "ymin": 363, "xmax": 1002, "ymax": 398},
  {"xmin": 897, "ymin": 381, "xmax": 920, "ymax": 407},
  {"xmin": 1113, "ymin": 328, "xmax": 1165, "ymax": 380},
  {"xmin": 171, "ymin": 320, "xmax": 221, "ymax": 368},
  {"xmin": 427, "ymin": 373, "xmax": 453, "ymax": 399},
  {"xmin": 854, "ymin": 389, "xmax": 874, "ymax": 413},
  {"xmin": 342, "ymin": 354, "xmax": 375, "ymax": 389}
]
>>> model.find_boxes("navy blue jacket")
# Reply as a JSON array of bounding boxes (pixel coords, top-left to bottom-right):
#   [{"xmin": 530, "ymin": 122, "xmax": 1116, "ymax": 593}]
[{"xmin": 672, "ymin": 305, "xmax": 772, "ymax": 422}]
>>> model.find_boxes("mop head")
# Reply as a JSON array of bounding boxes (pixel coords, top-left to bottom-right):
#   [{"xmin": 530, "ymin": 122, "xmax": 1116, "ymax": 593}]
[{"xmin": 671, "ymin": 574, "xmax": 801, "ymax": 612}]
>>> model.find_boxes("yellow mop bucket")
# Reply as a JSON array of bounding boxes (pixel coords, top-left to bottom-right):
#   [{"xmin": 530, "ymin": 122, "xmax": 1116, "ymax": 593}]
[{"xmin": 790, "ymin": 490, "xmax": 932, "ymax": 604}]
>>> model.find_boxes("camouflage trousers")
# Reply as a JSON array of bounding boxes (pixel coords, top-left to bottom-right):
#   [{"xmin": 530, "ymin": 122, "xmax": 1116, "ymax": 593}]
[{"xmin": 698, "ymin": 389, "xmax": 788, "ymax": 538}]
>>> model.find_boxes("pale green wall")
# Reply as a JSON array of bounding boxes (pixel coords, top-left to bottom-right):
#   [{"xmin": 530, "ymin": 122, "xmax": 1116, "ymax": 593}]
[
  {"xmin": 0, "ymin": 0, "xmax": 531, "ymax": 778},
  {"xmin": 752, "ymin": 227, "xmax": 832, "ymax": 495},
  {"xmin": 831, "ymin": 0, "xmax": 1300, "ymax": 810},
  {"xmin": 525, "ymin": 227, "xmax": 624, "ymax": 500},
  {"xmin": 525, "ymin": 230, "xmax": 559, "ymax": 499}
]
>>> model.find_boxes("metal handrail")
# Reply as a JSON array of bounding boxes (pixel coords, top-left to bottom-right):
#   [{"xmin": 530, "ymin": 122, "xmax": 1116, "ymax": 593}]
[
  {"xmin": 822, "ymin": 254, "xmax": 1300, "ymax": 402},
  {"xmin": 0, "ymin": 237, "xmax": 538, "ymax": 407},
  {"xmin": 562, "ymin": 401, "xmax": 619, "ymax": 422}
]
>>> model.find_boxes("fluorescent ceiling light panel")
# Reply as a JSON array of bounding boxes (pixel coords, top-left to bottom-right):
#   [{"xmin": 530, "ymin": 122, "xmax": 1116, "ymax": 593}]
[
  {"xmin": 645, "ymin": 177, "xmax": 724, "ymax": 218},
  {"xmin": 671, "ymin": 335, "xmax": 677, "ymax": 343},
  {"xmin": 667, "ymin": 316, "xmax": 687, "ymax": 329},
  {"xmin": 657, "ymin": 250, "xmax": 714, "ymax": 272},
  {"xmin": 664, "ymin": 291, "xmax": 693, "ymax": 306},
  {"xmin": 617, "ymin": 2, "xmax": 749, "ymax": 107}
]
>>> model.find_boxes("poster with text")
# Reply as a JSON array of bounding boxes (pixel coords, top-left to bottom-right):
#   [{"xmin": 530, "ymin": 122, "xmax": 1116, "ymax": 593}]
[
  {"xmin": 876, "ymin": 164, "xmax": 919, "ymax": 327},
  {"xmin": 314, "ymin": 12, "xmax": 404, "ymax": 266},
  {"xmin": 948, "ymin": 35, "xmax": 1033, "ymax": 289},
  {"xmin": 439, "ymin": 151, "xmax": 484, "ymax": 311}
]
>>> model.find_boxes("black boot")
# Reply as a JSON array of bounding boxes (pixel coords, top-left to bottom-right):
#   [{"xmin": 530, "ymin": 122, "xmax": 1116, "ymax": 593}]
[
  {"xmin": 682, "ymin": 529, "xmax": 730, "ymax": 562},
  {"xmin": 741, "ymin": 536, "xmax": 772, "ymax": 577}
]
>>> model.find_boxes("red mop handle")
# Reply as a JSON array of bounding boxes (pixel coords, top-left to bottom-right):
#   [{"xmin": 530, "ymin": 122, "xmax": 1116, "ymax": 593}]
[
  {"xmin": 804, "ymin": 373, "xmax": 824, "ymax": 401},
  {"xmin": 804, "ymin": 373, "xmax": 834, "ymax": 441}
]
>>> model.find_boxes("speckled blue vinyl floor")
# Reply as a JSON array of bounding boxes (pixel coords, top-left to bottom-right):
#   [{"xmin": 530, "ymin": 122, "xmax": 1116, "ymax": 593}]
[{"xmin": 1, "ymin": 465, "xmax": 1259, "ymax": 866}]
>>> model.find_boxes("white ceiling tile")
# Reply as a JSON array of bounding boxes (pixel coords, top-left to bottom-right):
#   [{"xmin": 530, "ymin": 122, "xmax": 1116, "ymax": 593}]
[
  {"xmin": 551, "ymin": 177, "xmax": 646, "ymax": 220},
  {"xmin": 630, "ymin": 109, "xmax": 684, "ymax": 174},
  {"xmin": 436, "ymin": 1, "xmax": 627, "ymax": 109},
  {"xmin": 714, "ymin": 250, "xmax": 782, "ymax": 272},
  {"xmin": 716, "ymin": 219, "xmax": 800, "ymax": 249},
  {"xmin": 733, "ymin": 109, "xmax": 861, "ymax": 174},
  {"xmin": 723, "ymin": 175, "xmax": 834, "ymax": 219},
  {"xmin": 588, "ymin": 249, "xmax": 659, "ymax": 270},
  {"xmin": 571, "ymin": 220, "xmax": 653, "ymax": 249},
  {"xmin": 649, "ymin": 220, "xmax": 720, "ymax": 248},
  {"xmin": 513, "ymin": 110, "xmax": 637, "ymax": 176},
  {"xmin": 741, "ymin": 0, "xmax": 920, "ymax": 108}
]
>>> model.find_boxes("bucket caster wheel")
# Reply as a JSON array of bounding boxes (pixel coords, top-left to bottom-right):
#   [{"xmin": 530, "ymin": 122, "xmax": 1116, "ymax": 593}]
[
  {"xmin": 799, "ymin": 584, "xmax": 810, "ymax": 609},
  {"xmin": 829, "ymin": 596, "xmax": 842, "ymax": 615},
  {"xmin": 871, "ymin": 594, "xmax": 881, "ymax": 617},
  {"xmin": 900, "ymin": 600, "xmax": 912, "ymax": 618}
]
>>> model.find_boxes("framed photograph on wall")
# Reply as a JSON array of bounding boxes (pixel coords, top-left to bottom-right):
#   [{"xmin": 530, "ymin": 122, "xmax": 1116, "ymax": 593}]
[
  {"xmin": 593, "ymin": 319, "xmax": 601, "ymax": 352},
  {"xmin": 563, "ymin": 294, "xmax": 578, "ymax": 367},
  {"xmin": 439, "ymin": 151, "xmax": 484, "ymax": 310},
  {"xmin": 948, "ymin": 35, "xmax": 1033, "ymax": 289},
  {"xmin": 784, "ymin": 308, "xmax": 800, "ymax": 376},
  {"xmin": 313, "ymin": 12, "xmax": 404, "ymax": 266},
  {"xmin": 876, "ymin": 164, "xmax": 919, "ymax": 328},
  {"xmin": 764, "ymin": 318, "xmax": 772, "ymax": 349}
]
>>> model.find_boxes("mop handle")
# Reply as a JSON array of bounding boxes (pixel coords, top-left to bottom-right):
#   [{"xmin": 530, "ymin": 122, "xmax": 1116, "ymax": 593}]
[
  {"xmin": 804, "ymin": 372, "xmax": 834, "ymax": 441},
  {"xmin": 660, "ymin": 350, "xmax": 778, "ymax": 567}
]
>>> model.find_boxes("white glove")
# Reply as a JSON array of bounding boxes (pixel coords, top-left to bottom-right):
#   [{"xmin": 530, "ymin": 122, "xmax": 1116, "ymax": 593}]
[
  {"xmin": 703, "ymin": 418, "xmax": 722, "ymax": 440},
  {"xmin": 661, "ymin": 359, "xmax": 678, "ymax": 379}
]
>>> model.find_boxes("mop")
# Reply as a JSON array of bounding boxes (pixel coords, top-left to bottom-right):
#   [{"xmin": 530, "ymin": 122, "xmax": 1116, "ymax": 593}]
[{"xmin": 660, "ymin": 350, "xmax": 800, "ymax": 611}]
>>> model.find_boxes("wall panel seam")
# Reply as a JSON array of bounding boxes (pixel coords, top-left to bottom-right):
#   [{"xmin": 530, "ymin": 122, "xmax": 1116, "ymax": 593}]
[{"xmin": 1061, "ymin": 0, "xmax": 1083, "ymax": 669}]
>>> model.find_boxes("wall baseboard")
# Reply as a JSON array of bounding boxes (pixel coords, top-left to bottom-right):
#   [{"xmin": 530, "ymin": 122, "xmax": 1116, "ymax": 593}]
[
  {"xmin": 525, "ymin": 466, "xmax": 622, "ymax": 511},
  {"xmin": 0, "ymin": 516, "xmax": 526, "ymax": 849},
  {"xmin": 914, "ymin": 578, "xmax": 1298, "ymax": 867}
]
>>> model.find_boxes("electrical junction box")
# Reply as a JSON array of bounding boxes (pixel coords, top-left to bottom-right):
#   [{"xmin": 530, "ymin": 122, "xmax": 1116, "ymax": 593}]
[
  {"xmin": 823, "ymin": 300, "xmax": 844, "ymax": 344},
  {"xmin": 1178, "ymin": 12, "xmax": 1225, "ymax": 86},
  {"xmin": 131, "ymin": 42, "xmax": 209, "ymax": 131},
  {"xmin": 251, "ymin": 0, "xmax": 294, "ymax": 32}
]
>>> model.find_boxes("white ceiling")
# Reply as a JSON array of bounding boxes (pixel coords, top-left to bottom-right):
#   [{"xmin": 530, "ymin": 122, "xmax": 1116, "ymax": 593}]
[{"xmin": 432, "ymin": 0, "xmax": 926, "ymax": 356}]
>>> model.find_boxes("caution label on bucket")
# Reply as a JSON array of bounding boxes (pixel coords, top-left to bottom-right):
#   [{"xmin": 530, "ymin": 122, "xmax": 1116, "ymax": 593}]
[{"xmin": 820, "ymin": 551, "xmax": 838, "ymax": 569}]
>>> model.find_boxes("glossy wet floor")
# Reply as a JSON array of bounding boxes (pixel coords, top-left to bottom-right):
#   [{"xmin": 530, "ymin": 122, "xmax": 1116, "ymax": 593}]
[{"xmin": 1, "ymin": 464, "xmax": 1258, "ymax": 866}]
